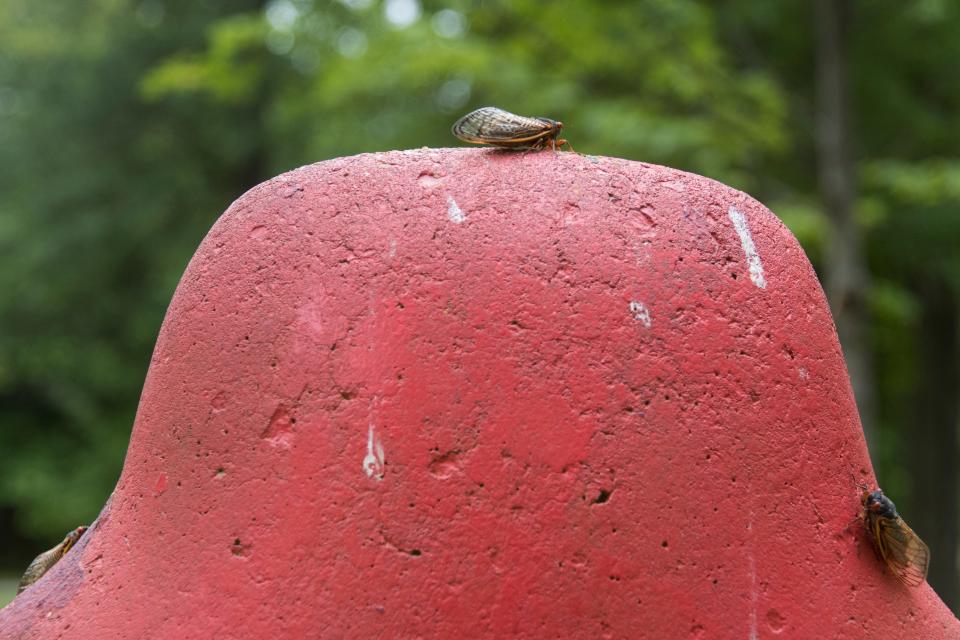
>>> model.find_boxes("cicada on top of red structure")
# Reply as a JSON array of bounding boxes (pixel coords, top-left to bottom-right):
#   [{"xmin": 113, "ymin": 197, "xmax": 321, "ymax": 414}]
[
  {"xmin": 451, "ymin": 106, "xmax": 573, "ymax": 151},
  {"xmin": 861, "ymin": 488, "xmax": 930, "ymax": 587},
  {"xmin": 17, "ymin": 525, "xmax": 88, "ymax": 594}
]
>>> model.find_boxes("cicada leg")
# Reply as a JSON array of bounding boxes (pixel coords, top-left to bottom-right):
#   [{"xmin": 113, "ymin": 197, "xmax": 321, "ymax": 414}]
[
  {"xmin": 544, "ymin": 137, "xmax": 575, "ymax": 154},
  {"xmin": 517, "ymin": 137, "xmax": 546, "ymax": 156}
]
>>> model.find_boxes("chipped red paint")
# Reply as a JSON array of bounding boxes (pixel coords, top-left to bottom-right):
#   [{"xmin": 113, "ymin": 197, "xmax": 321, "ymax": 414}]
[{"xmin": 2, "ymin": 149, "xmax": 957, "ymax": 638}]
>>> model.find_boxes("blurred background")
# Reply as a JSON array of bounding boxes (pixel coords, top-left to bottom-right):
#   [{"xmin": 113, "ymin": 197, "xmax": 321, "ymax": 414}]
[{"xmin": 0, "ymin": 0, "xmax": 957, "ymax": 610}]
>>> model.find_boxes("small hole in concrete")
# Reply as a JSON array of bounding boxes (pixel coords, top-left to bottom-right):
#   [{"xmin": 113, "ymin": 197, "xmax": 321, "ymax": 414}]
[
  {"xmin": 409, "ymin": 549, "xmax": 422, "ymax": 557},
  {"xmin": 230, "ymin": 537, "xmax": 248, "ymax": 556},
  {"xmin": 661, "ymin": 540, "xmax": 669, "ymax": 548},
  {"xmin": 591, "ymin": 489, "xmax": 612, "ymax": 505}
]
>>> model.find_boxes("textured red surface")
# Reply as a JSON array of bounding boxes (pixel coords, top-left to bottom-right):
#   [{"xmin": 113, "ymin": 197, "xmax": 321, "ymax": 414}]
[{"xmin": 2, "ymin": 149, "xmax": 957, "ymax": 639}]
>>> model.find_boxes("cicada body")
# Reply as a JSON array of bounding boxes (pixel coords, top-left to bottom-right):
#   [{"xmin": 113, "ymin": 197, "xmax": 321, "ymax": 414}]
[
  {"xmin": 452, "ymin": 106, "xmax": 572, "ymax": 151},
  {"xmin": 17, "ymin": 525, "xmax": 88, "ymax": 594},
  {"xmin": 861, "ymin": 489, "xmax": 929, "ymax": 587}
]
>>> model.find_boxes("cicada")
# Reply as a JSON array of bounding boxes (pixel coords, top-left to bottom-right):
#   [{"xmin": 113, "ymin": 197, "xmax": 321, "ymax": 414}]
[
  {"xmin": 451, "ymin": 106, "xmax": 572, "ymax": 151},
  {"xmin": 17, "ymin": 525, "xmax": 87, "ymax": 594},
  {"xmin": 861, "ymin": 488, "xmax": 929, "ymax": 587}
]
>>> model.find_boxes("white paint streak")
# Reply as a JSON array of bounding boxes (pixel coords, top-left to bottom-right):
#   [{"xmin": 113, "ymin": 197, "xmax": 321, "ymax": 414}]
[
  {"xmin": 629, "ymin": 301, "xmax": 652, "ymax": 328},
  {"xmin": 728, "ymin": 206, "xmax": 767, "ymax": 289},
  {"xmin": 362, "ymin": 424, "xmax": 385, "ymax": 481},
  {"xmin": 447, "ymin": 196, "xmax": 465, "ymax": 224}
]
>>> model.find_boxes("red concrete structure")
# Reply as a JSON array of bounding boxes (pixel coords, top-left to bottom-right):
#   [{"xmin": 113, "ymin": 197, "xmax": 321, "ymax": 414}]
[{"xmin": 2, "ymin": 149, "xmax": 957, "ymax": 638}]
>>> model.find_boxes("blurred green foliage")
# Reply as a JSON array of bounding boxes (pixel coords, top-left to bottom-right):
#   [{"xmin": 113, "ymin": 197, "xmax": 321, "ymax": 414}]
[
  {"xmin": 0, "ymin": 0, "xmax": 958, "ymax": 608},
  {"xmin": 0, "ymin": 578, "xmax": 16, "ymax": 609}
]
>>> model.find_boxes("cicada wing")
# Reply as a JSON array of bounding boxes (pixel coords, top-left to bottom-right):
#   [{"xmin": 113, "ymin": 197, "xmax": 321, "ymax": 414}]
[
  {"xmin": 452, "ymin": 107, "xmax": 554, "ymax": 144},
  {"xmin": 17, "ymin": 547, "xmax": 62, "ymax": 593},
  {"xmin": 877, "ymin": 516, "xmax": 930, "ymax": 587}
]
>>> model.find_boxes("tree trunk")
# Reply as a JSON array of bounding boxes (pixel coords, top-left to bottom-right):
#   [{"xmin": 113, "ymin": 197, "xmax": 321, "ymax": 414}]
[
  {"xmin": 814, "ymin": 0, "xmax": 876, "ymax": 447},
  {"xmin": 912, "ymin": 278, "xmax": 959, "ymax": 611}
]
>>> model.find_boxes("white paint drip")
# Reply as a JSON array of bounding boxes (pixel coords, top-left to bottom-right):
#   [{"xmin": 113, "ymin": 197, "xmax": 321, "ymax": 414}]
[
  {"xmin": 447, "ymin": 196, "xmax": 465, "ymax": 224},
  {"xmin": 362, "ymin": 424, "xmax": 385, "ymax": 481},
  {"xmin": 629, "ymin": 301, "xmax": 652, "ymax": 328},
  {"xmin": 727, "ymin": 206, "xmax": 767, "ymax": 289}
]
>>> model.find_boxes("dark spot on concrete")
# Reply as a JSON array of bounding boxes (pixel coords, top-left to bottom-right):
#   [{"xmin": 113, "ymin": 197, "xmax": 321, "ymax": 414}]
[
  {"xmin": 590, "ymin": 489, "xmax": 612, "ymax": 505},
  {"xmin": 231, "ymin": 537, "xmax": 251, "ymax": 557}
]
